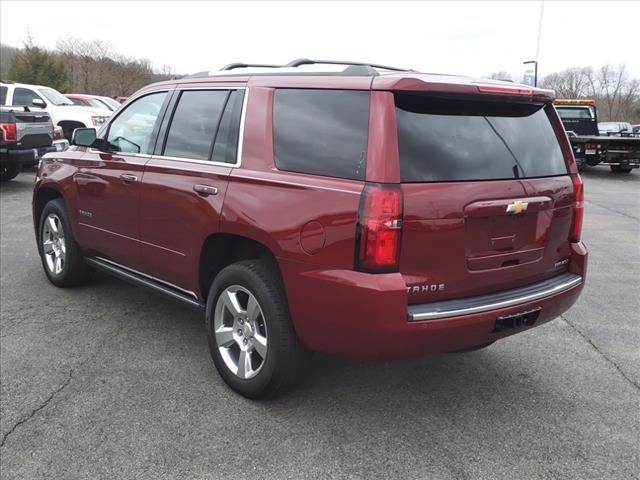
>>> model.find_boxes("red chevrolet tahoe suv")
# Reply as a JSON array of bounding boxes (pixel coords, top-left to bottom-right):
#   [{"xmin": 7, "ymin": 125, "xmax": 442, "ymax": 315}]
[{"xmin": 33, "ymin": 59, "xmax": 587, "ymax": 398}]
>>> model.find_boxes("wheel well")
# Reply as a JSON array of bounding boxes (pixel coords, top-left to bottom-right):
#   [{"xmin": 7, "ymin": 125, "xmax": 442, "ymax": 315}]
[
  {"xmin": 57, "ymin": 121, "xmax": 86, "ymax": 140},
  {"xmin": 34, "ymin": 188, "xmax": 63, "ymax": 231},
  {"xmin": 199, "ymin": 234, "xmax": 279, "ymax": 298}
]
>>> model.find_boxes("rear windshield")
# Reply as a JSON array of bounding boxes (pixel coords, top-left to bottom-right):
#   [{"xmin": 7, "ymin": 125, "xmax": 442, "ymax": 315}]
[
  {"xmin": 395, "ymin": 94, "xmax": 567, "ymax": 182},
  {"xmin": 556, "ymin": 106, "xmax": 594, "ymax": 119}
]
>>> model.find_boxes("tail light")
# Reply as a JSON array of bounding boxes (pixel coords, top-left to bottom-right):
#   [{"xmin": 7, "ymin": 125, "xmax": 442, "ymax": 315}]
[
  {"xmin": 0, "ymin": 122, "xmax": 17, "ymax": 143},
  {"xmin": 355, "ymin": 184, "xmax": 403, "ymax": 272},
  {"xmin": 53, "ymin": 126, "xmax": 64, "ymax": 140},
  {"xmin": 570, "ymin": 174, "xmax": 584, "ymax": 242}
]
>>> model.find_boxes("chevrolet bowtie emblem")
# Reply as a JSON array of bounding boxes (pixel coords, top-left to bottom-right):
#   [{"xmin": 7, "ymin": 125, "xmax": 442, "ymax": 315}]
[{"xmin": 506, "ymin": 200, "xmax": 529, "ymax": 215}]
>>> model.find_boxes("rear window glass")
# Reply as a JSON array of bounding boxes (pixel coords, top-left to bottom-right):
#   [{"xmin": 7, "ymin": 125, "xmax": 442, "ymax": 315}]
[
  {"xmin": 274, "ymin": 89, "xmax": 369, "ymax": 180},
  {"xmin": 556, "ymin": 107, "xmax": 593, "ymax": 119},
  {"xmin": 395, "ymin": 94, "xmax": 567, "ymax": 182},
  {"xmin": 164, "ymin": 90, "xmax": 228, "ymax": 160}
]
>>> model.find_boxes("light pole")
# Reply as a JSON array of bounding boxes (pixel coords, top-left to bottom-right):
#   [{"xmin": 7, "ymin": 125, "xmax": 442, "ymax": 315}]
[{"xmin": 523, "ymin": 1, "xmax": 544, "ymax": 87}]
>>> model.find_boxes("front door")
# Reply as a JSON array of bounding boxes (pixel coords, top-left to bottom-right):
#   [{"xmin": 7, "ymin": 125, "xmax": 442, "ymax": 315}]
[{"xmin": 75, "ymin": 90, "xmax": 170, "ymax": 270}]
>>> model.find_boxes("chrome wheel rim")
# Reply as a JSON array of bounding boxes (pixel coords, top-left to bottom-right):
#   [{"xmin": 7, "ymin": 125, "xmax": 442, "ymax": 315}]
[
  {"xmin": 42, "ymin": 213, "xmax": 66, "ymax": 275},
  {"xmin": 214, "ymin": 285, "xmax": 268, "ymax": 380}
]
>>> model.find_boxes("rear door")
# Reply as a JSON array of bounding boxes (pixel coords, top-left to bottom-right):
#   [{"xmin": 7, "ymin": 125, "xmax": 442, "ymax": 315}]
[
  {"xmin": 393, "ymin": 93, "xmax": 575, "ymax": 304},
  {"xmin": 137, "ymin": 87, "xmax": 246, "ymax": 294}
]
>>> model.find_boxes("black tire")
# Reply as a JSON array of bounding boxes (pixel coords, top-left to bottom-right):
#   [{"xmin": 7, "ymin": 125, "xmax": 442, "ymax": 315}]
[
  {"xmin": 38, "ymin": 199, "xmax": 94, "ymax": 287},
  {"xmin": 449, "ymin": 341, "xmax": 495, "ymax": 353},
  {"xmin": 0, "ymin": 161, "xmax": 21, "ymax": 182},
  {"xmin": 205, "ymin": 259, "xmax": 308, "ymax": 399},
  {"xmin": 610, "ymin": 165, "xmax": 632, "ymax": 174}
]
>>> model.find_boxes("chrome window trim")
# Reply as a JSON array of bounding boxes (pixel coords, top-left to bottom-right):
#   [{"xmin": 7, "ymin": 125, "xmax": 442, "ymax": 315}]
[
  {"xmin": 87, "ymin": 87, "xmax": 248, "ymax": 164},
  {"xmin": 148, "ymin": 154, "xmax": 235, "ymax": 168},
  {"xmin": 150, "ymin": 86, "xmax": 248, "ymax": 168},
  {"xmin": 408, "ymin": 273, "xmax": 583, "ymax": 322}
]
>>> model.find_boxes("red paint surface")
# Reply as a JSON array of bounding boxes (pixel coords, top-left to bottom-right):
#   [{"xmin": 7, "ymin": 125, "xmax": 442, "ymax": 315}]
[{"xmin": 34, "ymin": 71, "xmax": 587, "ymax": 359}]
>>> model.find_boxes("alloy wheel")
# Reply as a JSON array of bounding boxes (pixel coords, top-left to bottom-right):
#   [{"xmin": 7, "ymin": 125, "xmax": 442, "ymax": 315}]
[
  {"xmin": 214, "ymin": 285, "xmax": 268, "ymax": 379},
  {"xmin": 42, "ymin": 213, "xmax": 67, "ymax": 275}
]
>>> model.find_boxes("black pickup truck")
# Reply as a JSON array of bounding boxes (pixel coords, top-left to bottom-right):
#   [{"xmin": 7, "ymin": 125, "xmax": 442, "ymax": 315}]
[
  {"xmin": 554, "ymin": 99, "xmax": 640, "ymax": 173},
  {"xmin": 0, "ymin": 107, "xmax": 64, "ymax": 182}
]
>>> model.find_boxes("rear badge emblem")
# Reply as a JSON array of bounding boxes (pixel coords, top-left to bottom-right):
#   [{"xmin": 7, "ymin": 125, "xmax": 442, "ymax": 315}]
[{"xmin": 506, "ymin": 200, "xmax": 528, "ymax": 215}]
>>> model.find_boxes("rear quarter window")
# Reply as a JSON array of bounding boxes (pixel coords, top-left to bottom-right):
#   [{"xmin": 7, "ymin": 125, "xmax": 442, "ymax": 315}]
[
  {"xmin": 0, "ymin": 86, "xmax": 7, "ymax": 105},
  {"xmin": 395, "ymin": 94, "xmax": 567, "ymax": 182},
  {"xmin": 274, "ymin": 89, "xmax": 369, "ymax": 180}
]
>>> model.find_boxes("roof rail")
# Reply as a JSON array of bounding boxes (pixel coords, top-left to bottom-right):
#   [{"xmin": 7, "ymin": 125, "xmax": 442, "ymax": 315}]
[
  {"xmin": 220, "ymin": 62, "xmax": 283, "ymax": 71},
  {"xmin": 216, "ymin": 59, "xmax": 415, "ymax": 75},
  {"xmin": 284, "ymin": 58, "xmax": 413, "ymax": 72}
]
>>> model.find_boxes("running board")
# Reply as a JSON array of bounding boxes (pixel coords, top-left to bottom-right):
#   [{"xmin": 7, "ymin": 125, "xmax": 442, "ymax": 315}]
[{"xmin": 86, "ymin": 257, "xmax": 204, "ymax": 309}]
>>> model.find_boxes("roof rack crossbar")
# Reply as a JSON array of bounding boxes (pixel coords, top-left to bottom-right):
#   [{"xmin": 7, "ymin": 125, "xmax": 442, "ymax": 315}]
[
  {"xmin": 220, "ymin": 62, "xmax": 283, "ymax": 71},
  {"xmin": 284, "ymin": 58, "xmax": 412, "ymax": 72}
]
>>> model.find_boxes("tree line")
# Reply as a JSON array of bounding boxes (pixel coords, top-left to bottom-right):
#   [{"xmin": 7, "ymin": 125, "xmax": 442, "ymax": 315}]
[
  {"xmin": 1, "ymin": 36, "xmax": 175, "ymax": 97},
  {"xmin": 488, "ymin": 64, "xmax": 640, "ymax": 123},
  {"xmin": 3, "ymin": 37, "xmax": 638, "ymax": 123}
]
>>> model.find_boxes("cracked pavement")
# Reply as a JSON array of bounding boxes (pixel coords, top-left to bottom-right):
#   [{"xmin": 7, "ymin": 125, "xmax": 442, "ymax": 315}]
[{"xmin": 1, "ymin": 166, "xmax": 639, "ymax": 479}]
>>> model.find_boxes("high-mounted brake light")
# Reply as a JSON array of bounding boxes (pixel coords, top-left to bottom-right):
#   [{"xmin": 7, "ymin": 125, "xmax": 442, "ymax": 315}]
[
  {"xmin": 570, "ymin": 174, "xmax": 584, "ymax": 243},
  {"xmin": 0, "ymin": 122, "xmax": 17, "ymax": 143},
  {"xmin": 477, "ymin": 85, "xmax": 533, "ymax": 96},
  {"xmin": 355, "ymin": 184, "xmax": 403, "ymax": 272}
]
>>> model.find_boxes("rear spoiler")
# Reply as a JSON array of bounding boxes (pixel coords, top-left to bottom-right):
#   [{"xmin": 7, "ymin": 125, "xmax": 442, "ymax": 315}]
[{"xmin": 373, "ymin": 75, "xmax": 555, "ymax": 102}]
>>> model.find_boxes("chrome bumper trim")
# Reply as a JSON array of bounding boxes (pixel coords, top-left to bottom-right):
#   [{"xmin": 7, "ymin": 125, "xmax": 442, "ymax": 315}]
[{"xmin": 408, "ymin": 273, "xmax": 582, "ymax": 321}]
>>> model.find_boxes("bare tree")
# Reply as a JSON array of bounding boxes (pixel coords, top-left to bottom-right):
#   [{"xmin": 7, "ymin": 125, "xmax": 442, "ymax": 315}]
[
  {"xmin": 53, "ymin": 37, "xmax": 165, "ymax": 97},
  {"xmin": 587, "ymin": 64, "xmax": 640, "ymax": 121},
  {"xmin": 541, "ymin": 64, "xmax": 640, "ymax": 122},
  {"xmin": 57, "ymin": 38, "xmax": 112, "ymax": 93},
  {"xmin": 540, "ymin": 67, "xmax": 593, "ymax": 98}
]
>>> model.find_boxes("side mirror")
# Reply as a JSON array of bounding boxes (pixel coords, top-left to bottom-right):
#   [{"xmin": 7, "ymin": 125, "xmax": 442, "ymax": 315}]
[
  {"xmin": 71, "ymin": 128, "xmax": 97, "ymax": 147},
  {"xmin": 32, "ymin": 98, "xmax": 46, "ymax": 108}
]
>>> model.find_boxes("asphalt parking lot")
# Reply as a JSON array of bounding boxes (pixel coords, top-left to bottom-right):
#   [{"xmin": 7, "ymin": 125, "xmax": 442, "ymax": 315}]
[{"xmin": 1, "ymin": 166, "xmax": 638, "ymax": 480}]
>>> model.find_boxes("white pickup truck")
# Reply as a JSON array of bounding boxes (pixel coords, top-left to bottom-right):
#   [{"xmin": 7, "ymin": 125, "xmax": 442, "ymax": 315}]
[{"xmin": 0, "ymin": 81, "xmax": 111, "ymax": 140}]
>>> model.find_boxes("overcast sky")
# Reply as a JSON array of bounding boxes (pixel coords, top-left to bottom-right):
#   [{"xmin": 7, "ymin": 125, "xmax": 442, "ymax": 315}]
[{"xmin": 1, "ymin": 1, "xmax": 638, "ymax": 80}]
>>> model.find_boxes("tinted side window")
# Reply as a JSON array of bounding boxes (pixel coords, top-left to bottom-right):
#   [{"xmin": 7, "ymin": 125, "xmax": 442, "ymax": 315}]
[
  {"xmin": 106, "ymin": 91, "xmax": 167, "ymax": 154},
  {"xmin": 12, "ymin": 88, "xmax": 41, "ymax": 107},
  {"xmin": 274, "ymin": 89, "xmax": 369, "ymax": 180},
  {"xmin": 0, "ymin": 86, "xmax": 7, "ymax": 105},
  {"xmin": 211, "ymin": 90, "xmax": 244, "ymax": 164},
  {"xmin": 164, "ymin": 90, "xmax": 228, "ymax": 160},
  {"xmin": 396, "ymin": 94, "xmax": 567, "ymax": 182},
  {"xmin": 69, "ymin": 98, "xmax": 85, "ymax": 106}
]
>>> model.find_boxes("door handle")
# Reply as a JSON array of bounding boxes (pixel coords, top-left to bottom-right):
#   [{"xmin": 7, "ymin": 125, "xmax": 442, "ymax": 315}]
[
  {"xmin": 193, "ymin": 184, "xmax": 219, "ymax": 196},
  {"xmin": 120, "ymin": 173, "xmax": 138, "ymax": 184}
]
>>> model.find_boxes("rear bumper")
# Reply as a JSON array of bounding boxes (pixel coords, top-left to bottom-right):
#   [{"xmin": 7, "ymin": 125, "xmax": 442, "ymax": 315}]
[
  {"xmin": 408, "ymin": 273, "xmax": 581, "ymax": 321},
  {"xmin": 0, "ymin": 145, "xmax": 57, "ymax": 165},
  {"xmin": 280, "ymin": 242, "xmax": 587, "ymax": 359}
]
